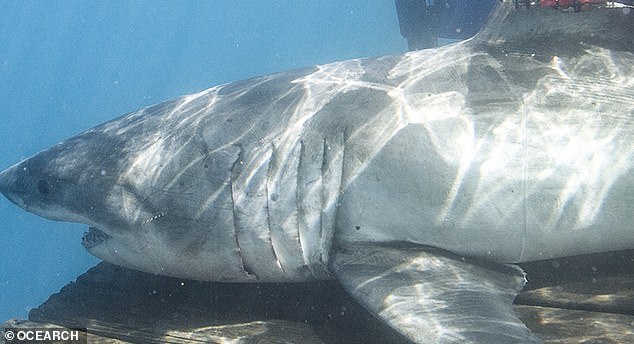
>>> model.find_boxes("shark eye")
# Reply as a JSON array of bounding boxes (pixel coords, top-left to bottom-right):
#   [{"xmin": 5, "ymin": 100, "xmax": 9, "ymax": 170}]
[{"xmin": 37, "ymin": 179, "xmax": 51, "ymax": 195}]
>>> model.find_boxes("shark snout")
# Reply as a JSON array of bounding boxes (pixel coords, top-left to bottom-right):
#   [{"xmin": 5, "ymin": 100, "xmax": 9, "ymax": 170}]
[
  {"xmin": 0, "ymin": 159, "xmax": 82, "ymax": 222},
  {"xmin": 0, "ymin": 163, "xmax": 29, "ymax": 210}
]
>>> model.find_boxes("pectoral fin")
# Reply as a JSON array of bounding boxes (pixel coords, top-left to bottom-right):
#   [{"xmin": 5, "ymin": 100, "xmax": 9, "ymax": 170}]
[{"xmin": 332, "ymin": 243, "xmax": 541, "ymax": 343}]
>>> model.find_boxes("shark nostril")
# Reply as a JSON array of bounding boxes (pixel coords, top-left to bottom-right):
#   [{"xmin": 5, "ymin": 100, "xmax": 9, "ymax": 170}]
[{"xmin": 37, "ymin": 179, "xmax": 51, "ymax": 195}]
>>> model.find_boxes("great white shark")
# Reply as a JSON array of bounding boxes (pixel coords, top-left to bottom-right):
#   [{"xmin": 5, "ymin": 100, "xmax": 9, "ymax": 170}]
[{"xmin": 1, "ymin": 1, "xmax": 633, "ymax": 343}]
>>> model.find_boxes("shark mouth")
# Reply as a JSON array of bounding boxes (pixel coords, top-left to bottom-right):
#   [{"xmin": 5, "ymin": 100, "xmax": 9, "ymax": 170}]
[{"xmin": 82, "ymin": 227, "xmax": 110, "ymax": 248}]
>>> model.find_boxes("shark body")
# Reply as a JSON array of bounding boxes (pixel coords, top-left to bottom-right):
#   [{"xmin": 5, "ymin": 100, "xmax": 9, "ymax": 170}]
[{"xmin": 1, "ymin": 2, "xmax": 633, "ymax": 342}]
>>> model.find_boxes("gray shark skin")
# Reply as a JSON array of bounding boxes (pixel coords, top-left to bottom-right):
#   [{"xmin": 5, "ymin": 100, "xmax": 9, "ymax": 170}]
[{"xmin": 1, "ymin": 1, "xmax": 633, "ymax": 343}]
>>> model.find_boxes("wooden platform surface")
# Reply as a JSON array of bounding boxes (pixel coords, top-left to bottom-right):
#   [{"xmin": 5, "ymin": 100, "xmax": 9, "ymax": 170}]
[{"xmin": 2, "ymin": 250, "xmax": 634, "ymax": 343}]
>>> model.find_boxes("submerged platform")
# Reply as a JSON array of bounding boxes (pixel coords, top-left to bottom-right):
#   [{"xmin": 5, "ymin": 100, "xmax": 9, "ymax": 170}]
[{"xmin": 2, "ymin": 249, "xmax": 634, "ymax": 343}]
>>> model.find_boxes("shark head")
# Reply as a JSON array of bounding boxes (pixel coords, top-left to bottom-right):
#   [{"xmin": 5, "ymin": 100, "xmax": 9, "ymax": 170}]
[
  {"xmin": 0, "ymin": 119, "xmax": 181, "ymax": 273},
  {"xmin": 0, "ymin": 137, "xmax": 127, "ymax": 229},
  {"xmin": 0, "ymin": 101, "xmax": 270, "ymax": 282}
]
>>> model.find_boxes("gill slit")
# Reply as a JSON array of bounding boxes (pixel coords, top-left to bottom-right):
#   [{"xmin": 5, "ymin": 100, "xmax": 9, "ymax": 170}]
[
  {"xmin": 229, "ymin": 145, "xmax": 256, "ymax": 277},
  {"xmin": 318, "ymin": 137, "xmax": 328, "ymax": 265},
  {"xmin": 520, "ymin": 104, "xmax": 528, "ymax": 262},
  {"xmin": 266, "ymin": 143, "xmax": 285, "ymax": 273},
  {"xmin": 296, "ymin": 140, "xmax": 308, "ymax": 268},
  {"xmin": 332, "ymin": 128, "xmax": 348, "ymax": 250}
]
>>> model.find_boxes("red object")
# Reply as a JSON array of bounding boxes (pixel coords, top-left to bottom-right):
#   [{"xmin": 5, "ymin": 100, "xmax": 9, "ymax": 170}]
[{"xmin": 540, "ymin": 0, "xmax": 606, "ymax": 9}]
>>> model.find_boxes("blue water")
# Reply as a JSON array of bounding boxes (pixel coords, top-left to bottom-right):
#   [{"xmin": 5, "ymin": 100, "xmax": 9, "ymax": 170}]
[{"xmin": 0, "ymin": 1, "xmax": 407, "ymax": 322}]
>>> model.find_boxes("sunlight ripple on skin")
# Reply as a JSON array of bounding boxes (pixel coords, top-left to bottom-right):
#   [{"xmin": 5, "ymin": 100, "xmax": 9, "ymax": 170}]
[{"xmin": 79, "ymin": 40, "xmax": 634, "ymax": 266}]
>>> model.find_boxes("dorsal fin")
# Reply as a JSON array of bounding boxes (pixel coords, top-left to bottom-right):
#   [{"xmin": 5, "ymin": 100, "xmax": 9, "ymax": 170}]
[{"xmin": 474, "ymin": 1, "xmax": 634, "ymax": 53}]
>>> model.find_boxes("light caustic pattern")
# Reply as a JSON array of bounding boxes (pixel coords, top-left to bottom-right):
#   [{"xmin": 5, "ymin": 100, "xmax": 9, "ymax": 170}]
[
  {"xmin": 521, "ymin": 49, "xmax": 634, "ymax": 230},
  {"xmin": 114, "ymin": 39, "xmax": 632, "ymax": 249},
  {"xmin": 297, "ymin": 43, "xmax": 632, "ymax": 231},
  {"xmin": 23, "ymin": 36, "xmax": 631, "ymax": 278}
]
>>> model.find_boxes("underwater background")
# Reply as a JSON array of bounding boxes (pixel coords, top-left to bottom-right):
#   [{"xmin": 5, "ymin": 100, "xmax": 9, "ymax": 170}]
[{"xmin": 0, "ymin": 0, "xmax": 408, "ymax": 322}]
